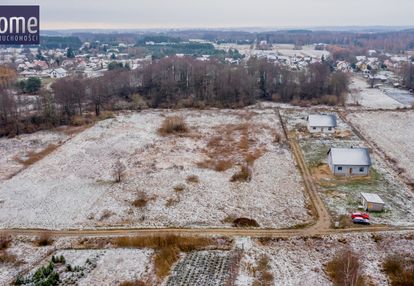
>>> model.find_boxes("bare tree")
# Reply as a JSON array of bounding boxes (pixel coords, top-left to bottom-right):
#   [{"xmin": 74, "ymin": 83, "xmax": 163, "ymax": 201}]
[
  {"xmin": 326, "ymin": 248, "xmax": 365, "ymax": 286},
  {"xmin": 113, "ymin": 159, "xmax": 126, "ymax": 183}
]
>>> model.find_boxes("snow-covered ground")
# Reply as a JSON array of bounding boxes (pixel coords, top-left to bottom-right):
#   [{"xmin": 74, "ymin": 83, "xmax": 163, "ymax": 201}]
[
  {"xmin": 273, "ymin": 44, "xmax": 330, "ymax": 58},
  {"xmin": 50, "ymin": 249, "xmax": 154, "ymax": 285},
  {"xmin": 0, "ymin": 131, "xmax": 68, "ymax": 182},
  {"xmin": 0, "ymin": 109, "xmax": 311, "ymax": 229},
  {"xmin": 347, "ymin": 110, "xmax": 414, "ymax": 183},
  {"xmin": 236, "ymin": 232, "xmax": 414, "ymax": 286},
  {"xmin": 0, "ymin": 237, "xmax": 54, "ymax": 285},
  {"xmin": 347, "ymin": 76, "xmax": 407, "ymax": 109}
]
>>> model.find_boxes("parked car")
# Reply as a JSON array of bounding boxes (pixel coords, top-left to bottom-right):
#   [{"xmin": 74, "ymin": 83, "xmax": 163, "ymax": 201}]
[
  {"xmin": 352, "ymin": 217, "xmax": 370, "ymax": 225},
  {"xmin": 351, "ymin": 212, "xmax": 369, "ymax": 219}
]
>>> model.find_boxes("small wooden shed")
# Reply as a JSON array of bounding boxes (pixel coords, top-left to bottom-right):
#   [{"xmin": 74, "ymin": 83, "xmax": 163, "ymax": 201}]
[{"xmin": 360, "ymin": 192, "xmax": 385, "ymax": 212}]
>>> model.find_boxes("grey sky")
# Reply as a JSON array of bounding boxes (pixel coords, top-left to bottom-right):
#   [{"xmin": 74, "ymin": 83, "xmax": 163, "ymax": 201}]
[{"xmin": 2, "ymin": 0, "xmax": 414, "ymax": 29}]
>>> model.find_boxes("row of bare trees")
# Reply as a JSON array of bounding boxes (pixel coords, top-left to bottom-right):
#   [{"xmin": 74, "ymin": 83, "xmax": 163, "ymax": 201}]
[{"xmin": 0, "ymin": 57, "xmax": 349, "ymax": 137}]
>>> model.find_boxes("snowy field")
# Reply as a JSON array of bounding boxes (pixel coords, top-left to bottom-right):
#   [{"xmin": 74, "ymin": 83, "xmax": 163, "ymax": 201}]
[
  {"xmin": 272, "ymin": 44, "xmax": 330, "ymax": 59},
  {"xmin": 347, "ymin": 76, "xmax": 407, "ymax": 109},
  {"xmin": 381, "ymin": 86, "xmax": 414, "ymax": 105},
  {"xmin": 0, "ymin": 109, "xmax": 311, "ymax": 229},
  {"xmin": 14, "ymin": 248, "xmax": 154, "ymax": 286},
  {"xmin": 347, "ymin": 110, "xmax": 414, "ymax": 183},
  {"xmin": 0, "ymin": 130, "xmax": 69, "ymax": 183},
  {"xmin": 0, "ymin": 237, "xmax": 54, "ymax": 285},
  {"xmin": 53, "ymin": 249, "xmax": 154, "ymax": 285},
  {"xmin": 236, "ymin": 232, "xmax": 414, "ymax": 286}
]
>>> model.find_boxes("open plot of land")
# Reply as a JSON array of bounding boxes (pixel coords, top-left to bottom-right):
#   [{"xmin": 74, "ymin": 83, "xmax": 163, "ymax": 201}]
[
  {"xmin": 272, "ymin": 44, "xmax": 330, "ymax": 59},
  {"xmin": 0, "ymin": 109, "xmax": 311, "ymax": 229},
  {"xmin": 0, "ymin": 236, "xmax": 55, "ymax": 285},
  {"xmin": 0, "ymin": 130, "xmax": 69, "ymax": 183},
  {"xmin": 236, "ymin": 232, "xmax": 414, "ymax": 286},
  {"xmin": 347, "ymin": 76, "xmax": 406, "ymax": 109},
  {"xmin": 16, "ymin": 248, "xmax": 154, "ymax": 286},
  {"xmin": 381, "ymin": 86, "xmax": 414, "ymax": 106},
  {"xmin": 347, "ymin": 110, "xmax": 414, "ymax": 183},
  {"xmin": 282, "ymin": 109, "xmax": 414, "ymax": 226}
]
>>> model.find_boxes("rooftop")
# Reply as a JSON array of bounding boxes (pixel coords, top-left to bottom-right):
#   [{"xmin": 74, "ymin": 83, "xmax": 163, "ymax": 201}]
[
  {"xmin": 361, "ymin": 192, "xmax": 385, "ymax": 204},
  {"xmin": 328, "ymin": 147, "xmax": 372, "ymax": 166},
  {"xmin": 308, "ymin": 114, "xmax": 337, "ymax": 127}
]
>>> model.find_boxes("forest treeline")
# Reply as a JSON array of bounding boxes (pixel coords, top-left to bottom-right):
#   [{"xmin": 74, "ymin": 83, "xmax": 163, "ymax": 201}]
[{"xmin": 0, "ymin": 57, "xmax": 349, "ymax": 137}]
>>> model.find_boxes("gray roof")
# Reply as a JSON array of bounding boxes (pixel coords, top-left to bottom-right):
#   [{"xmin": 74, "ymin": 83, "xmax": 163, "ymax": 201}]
[
  {"xmin": 361, "ymin": 192, "xmax": 384, "ymax": 204},
  {"xmin": 328, "ymin": 147, "xmax": 372, "ymax": 166},
  {"xmin": 308, "ymin": 114, "xmax": 337, "ymax": 127}
]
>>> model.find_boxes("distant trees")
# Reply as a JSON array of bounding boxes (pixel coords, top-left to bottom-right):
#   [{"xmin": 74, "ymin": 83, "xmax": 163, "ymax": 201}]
[
  {"xmin": 0, "ymin": 57, "xmax": 349, "ymax": 137},
  {"xmin": 108, "ymin": 62, "xmax": 130, "ymax": 71},
  {"xmin": 0, "ymin": 65, "xmax": 18, "ymax": 134},
  {"xmin": 52, "ymin": 76, "xmax": 86, "ymax": 119},
  {"xmin": 246, "ymin": 58, "xmax": 348, "ymax": 105},
  {"xmin": 18, "ymin": 77, "xmax": 42, "ymax": 94},
  {"xmin": 401, "ymin": 63, "xmax": 414, "ymax": 90},
  {"xmin": 66, "ymin": 47, "xmax": 75, "ymax": 58}
]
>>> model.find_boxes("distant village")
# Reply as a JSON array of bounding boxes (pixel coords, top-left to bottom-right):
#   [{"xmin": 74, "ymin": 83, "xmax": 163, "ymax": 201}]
[{"xmin": 1, "ymin": 37, "xmax": 413, "ymax": 89}]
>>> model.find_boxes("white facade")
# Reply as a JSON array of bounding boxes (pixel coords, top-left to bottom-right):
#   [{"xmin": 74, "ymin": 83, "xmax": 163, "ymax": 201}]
[
  {"xmin": 50, "ymin": 68, "xmax": 67, "ymax": 79},
  {"xmin": 327, "ymin": 148, "xmax": 371, "ymax": 176},
  {"xmin": 307, "ymin": 114, "xmax": 337, "ymax": 134}
]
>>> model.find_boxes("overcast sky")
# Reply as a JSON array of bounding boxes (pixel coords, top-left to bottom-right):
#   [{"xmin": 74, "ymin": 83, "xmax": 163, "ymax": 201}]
[{"xmin": 2, "ymin": 0, "xmax": 414, "ymax": 29}]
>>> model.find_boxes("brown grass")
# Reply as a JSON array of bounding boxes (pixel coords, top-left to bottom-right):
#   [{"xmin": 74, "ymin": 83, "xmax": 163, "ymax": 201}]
[
  {"xmin": 199, "ymin": 123, "xmax": 268, "ymax": 173},
  {"xmin": 0, "ymin": 235, "xmax": 11, "ymax": 250},
  {"xmin": 252, "ymin": 255, "xmax": 274, "ymax": 286},
  {"xmin": 326, "ymin": 248, "xmax": 365, "ymax": 286},
  {"xmin": 115, "ymin": 235, "xmax": 212, "ymax": 251},
  {"xmin": 15, "ymin": 144, "xmax": 59, "ymax": 167},
  {"xmin": 165, "ymin": 197, "xmax": 180, "ymax": 207},
  {"xmin": 0, "ymin": 250, "xmax": 19, "ymax": 265},
  {"xmin": 99, "ymin": 209, "xmax": 114, "ymax": 221},
  {"xmin": 214, "ymin": 160, "xmax": 233, "ymax": 172},
  {"xmin": 34, "ymin": 232, "xmax": 54, "ymax": 247},
  {"xmin": 115, "ymin": 235, "xmax": 213, "ymax": 279},
  {"xmin": 186, "ymin": 175, "xmax": 199, "ymax": 183},
  {"xmin": 119, "ymin": 281, "xmax": 147, "ymax": 286},
  {"xmin": 383, "ymin": 255, "xmax": 414, "ymax": 286},
  {"xmin": 173, "ymin": 184, "xmax": 185, "ymax": 193},
  {"xmin": 197, "ymin": 159, "xmax": 233, "ymax": 172},
  {"xmin": 158, "ymin": 116, "xmax": 189, "ymax": 136},
  {"xmin": 245, "ymin": 149, "xmax": 265, "ymax": 166},
  {"xmin": 132, "ymin": 192, "xmax": 150, "ymax": 208},
  {"xmin": 230, "ymin": 165, "xmax": 252, "ymax": 182}
]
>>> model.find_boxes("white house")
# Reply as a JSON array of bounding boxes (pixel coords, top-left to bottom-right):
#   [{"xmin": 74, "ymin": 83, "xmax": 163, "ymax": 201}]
[
  {"xmin": 49, "ymin": 68, "xmax": 67, "ymax": 79},
  {"xmin": 327, "ymin": 147, "xmax": 372, "ymax": 176},
  {"xmin": 307, "ymin": 114, "xmax": 337, "ymax": 134},
  {"xmin": 360, "ymin": 192, "xmax": 384, "ymax": 212}
]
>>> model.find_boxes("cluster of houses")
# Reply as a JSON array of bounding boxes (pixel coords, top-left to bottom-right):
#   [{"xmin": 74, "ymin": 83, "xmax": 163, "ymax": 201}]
[
  {"xmin": 307, "ymin": 114, "xmax": 385, "ymax": 213},
  {"xmin": 0, "ymin": 46, "xmax": 152, "ymax": 80},
  {"xmin": 251, "ymin": 49, "xmax": 323, "ymax": 70}
]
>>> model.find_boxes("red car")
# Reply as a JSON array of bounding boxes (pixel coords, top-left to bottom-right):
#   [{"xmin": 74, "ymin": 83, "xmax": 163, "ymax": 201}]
[{"xmin": 351, "ymin": 212, "xmax": 369, "ymax": 219}]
